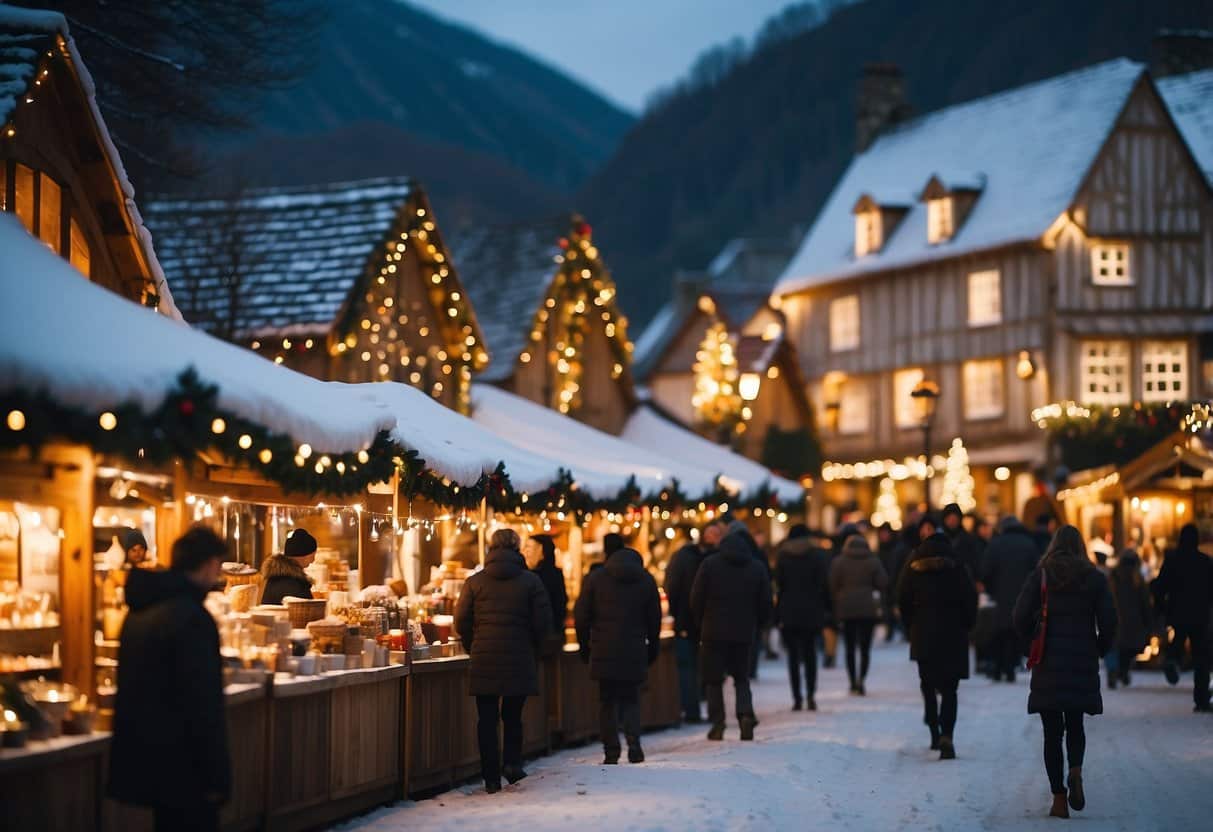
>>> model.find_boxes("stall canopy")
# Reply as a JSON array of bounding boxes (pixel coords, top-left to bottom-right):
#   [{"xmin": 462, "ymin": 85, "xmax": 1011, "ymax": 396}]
[{"xmin": 622, "ymin": 404, "xmax": 805, "ymax": 504}]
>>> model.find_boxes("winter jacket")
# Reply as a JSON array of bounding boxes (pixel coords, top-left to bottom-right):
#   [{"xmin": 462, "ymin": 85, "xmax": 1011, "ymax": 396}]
[
  {"xmin": 898, "ymin": 546, "xmax": 978, "ymax": 682},
  {"xmin": 945, "ymin": 526, "xmax": 982, "ymax": 580},
  {"xmin": 532, "ymin": 559, "xmax": 568, "ymax": 635},
  {"xmin": 774, "ymin": 537, "xmax": 829, "ymax": 632},
  {"xmin": 1013, "ymin": 563, "xmax": 1117, "ymax": 715},
  {"xmin": 690, "ymin": 533, "xmax": 773, "ymax": 644},
  {"xmin": 455, "ymin": 547, "xmax": 552, "ymax": 697},
  {"xmin": 980, "ymin": 523, "xmax": 1040, "ymax": 630},
  {"xmin": 109, "ymin": 569, "xmax": 231, "ymax": 810},
  {"xmin": 664, "ymin": 542, "xmax": 707, "ymax": 638},
  {"xmin": 829, "ymin": 539, "xmax": 888, "ymax": 622},
  {"xmin": 258, "ymin": 554, "xmax": 312, "ymax": 605},
  {"xmin": 877, "ymin": 539, "xmax": 908, "ymax": 607},
  {"xmin": 1111, "ymin": 552, "xmax": 1152, "ymax": 653},
  {"xmin": 574, "ymin": 548, "xmax": 662, "ymax": 683},
  {"xmin": 1151, "ymin": 529, "xmax": 1213, "ymax": 630}
]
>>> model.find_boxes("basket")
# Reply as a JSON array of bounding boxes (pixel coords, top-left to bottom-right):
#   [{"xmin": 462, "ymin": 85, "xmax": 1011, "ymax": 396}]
[
  {"xmin": 286, "ymin": 598, "xmax": 328, "ymax": 629},
  {"xmin": 306, "ymin": 620, "xmax": 349, "ymax": 641}
]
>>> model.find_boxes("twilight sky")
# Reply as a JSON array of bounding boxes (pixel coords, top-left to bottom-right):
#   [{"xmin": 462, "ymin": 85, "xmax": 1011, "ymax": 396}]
[{"xmin": 407, "ymin": 0, "xmax": 797, "ymax": 112}]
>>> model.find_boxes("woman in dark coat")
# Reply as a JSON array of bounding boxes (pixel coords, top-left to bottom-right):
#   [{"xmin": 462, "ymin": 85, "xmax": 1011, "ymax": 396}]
[
  {"xmin": 1109, "ymin": 548, "xmax": 1151, "ymax": 688},
  {"xmin": 526, "ymin": 534, "xmax": 569, "ymax": 636},
  {"xmin": 897, "ymin": 532, "xmax": 977, "ymax": 760},
  {"xmin": 774, "ymin": 524, "xmax": 829, "ymax": 711},
  {"xmin": 1013, "ymin": 525, "xmax": 1117, "ymax": 819},
  {"xmin": 259, "ymin": 528, "xmax": 315, "ymax": 605},
  {"xmin": 829, "ymin": 535, "xmax": 888, "ymax": 695},
  {"xmin": 455, "ymin": 528, "xmax": 552, "ymax": 793}
]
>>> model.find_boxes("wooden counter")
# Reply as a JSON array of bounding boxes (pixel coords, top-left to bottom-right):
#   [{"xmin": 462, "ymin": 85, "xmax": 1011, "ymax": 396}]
[
  {"xmin": 640, "ymin": 636, "xmax": 681, "ymax": 731},
  {"xmin": 404, "ymin": 655, "xmax": 475, "ymax": 795},
  {"xmin": 0, "ymin": 734, "xmax": 109, "ymax": 831}
]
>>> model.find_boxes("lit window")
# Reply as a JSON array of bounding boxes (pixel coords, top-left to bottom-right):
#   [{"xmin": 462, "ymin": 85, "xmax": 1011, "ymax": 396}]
[
  {"xmin": 829, "ymin": 295, "xmax": 860, "ymax": 352},
  {"xmin": 39, "ymin": 174, "xmax": 61, "ymax": 253},
  {"xmin": 1141, "ymin": 340, "xmax": 1187, "ymax": 403},
  {"xmin": 837, "ymin": 379, "xmax": 870, "ymax": 435},
  {"xmin": 967, "ymin": 269, "xmax": 1001, "ymax": 326},
  {"xmin": 1090, "ymin": 243, "xmax": 1131, "ymax": 285},
  {"xmin": 963, "ymin": 358, "xmax": 1005, "ymax": 419},
  {"xmin": 893, "ymin": 368, "xmax": 925, "ymax": 428},
  {"xmin": 1079, "ymin": 340, "xmax": 1130, "ymax": 405},
  {"xmin": 69, "ymin": 218, "xmax": 90, "ymax": 277},
  {"xmin": 927, "ymin": 197, "xmax": 954, "ymax": 244},
  {"xmin": 14, "ymin": 163, "xmax": 34, "ymax": 233},
  {"xmin": 854, "ymin": 211, "xmax": 881, "ymax": 257}
]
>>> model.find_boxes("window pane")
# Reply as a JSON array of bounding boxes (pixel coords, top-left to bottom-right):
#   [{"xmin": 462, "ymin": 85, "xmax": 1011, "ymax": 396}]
[
  {"xmin": 39, "ymin": 174, "xmax": 61, "ymax": 253},
  {"xmin": 838, "ymin": 380, "xmax": 870, "ymax": 435},
  {"xmin": 1090, "ymin": 243, "xmax": 1132, "ymax": 285},
  {"xmin": 69, "ymin": 218, "xmax": 91, "ymax": 277},
  {"xmin": 1141, "ymin": 340, "xmax": 1187, "ymax": 403},
  {"xmin": 829, "ymin": 295, "xmax": 860, "ymax": 352},
  {"xmin": 893, "ymin": 367, "xmax": 925, "ymax": 428},
  {"xmin": 967, "ymin": 270, "xmax": 1001, "ymax": 326},
  {"xmin": 14, "ymin": 163, "xmax": 34, "ymax": 233},
  {"xmin": 963, "ymin": 359, "xmax": 1005, "ymax": 419},
  {"xmin": 1078, "ymin": 340, "xmax": 1130, "ymax": 405}
]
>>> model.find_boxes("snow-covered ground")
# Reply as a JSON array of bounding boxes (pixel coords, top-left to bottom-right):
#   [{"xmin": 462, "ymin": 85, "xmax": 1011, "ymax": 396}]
[{"xmin": 340, "ymin": 639, "xmax": 1213, "ymax": 831}]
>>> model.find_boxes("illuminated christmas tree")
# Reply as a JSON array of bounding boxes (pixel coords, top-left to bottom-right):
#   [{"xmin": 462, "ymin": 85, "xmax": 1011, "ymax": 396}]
[
  {"xmin": 939, "ymin": 437, "xmax": 976, "ymax": 512},
  {"xmin": 870, "ymin": 476, "xmax": 902, "ymax": 530},
  {"xmin": 691, "ymin": 321, "xmax": 742, "ymax": 439}
]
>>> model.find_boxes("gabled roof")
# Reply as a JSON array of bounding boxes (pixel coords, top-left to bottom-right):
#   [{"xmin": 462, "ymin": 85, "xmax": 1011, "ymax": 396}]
[
  {"xmin": 776, "ymin": 59, "xmax": 1147, "ymax": 295},
  {"xmin": 1158, "ymin": 68, "xmax": 1213, "ymax": 187},
  {"xmin": 146, "ymin": 178, "xmax": 415, "ymax": 338}
]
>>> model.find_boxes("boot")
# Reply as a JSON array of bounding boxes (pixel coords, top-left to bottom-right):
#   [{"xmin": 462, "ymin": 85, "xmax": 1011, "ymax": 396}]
[
  {"xmin": 792, "ymin": 699, "xmax": 803, "ymax": 712},
  {"xmin": 1164, "ymin": 661, "xmax": 1180, "ymax": 685},
  {"xmin": 1049, "ymin": 794, "xmax": 1070, "ymax": 819},
  {"xmin": 739, "ymin": 716, "xmax": 756, "ymax": 741},
  {"xmin": 938, "ymin": 736, "xmax": 955, "ymax": 760},
  {"xmin": 1067, "ymin": 767, "xmax": 1084, "ymax": 811},
  {"xmin": 857, "ymin": 681, "xmax": 866, "ymax": 696},
  {"xmin": 627, "ymin": 739, "xmax": 645, "ymax": 764},
  {"xmin": 807, "ymin": 697, "xmax": 817, "ymax": 711},
  {"xmin": 502, "ymin": 764, "xmax": 527, "ymax": 785},
  {"xmin": 485, "ymin": 780, "xmax": 502, "ymax": 795},
  {"xmin": 928, "ymin": 723, "xmax": 941, "ymax": 751},
  {"xmin": 602, "ymin": 748, "xmax": 620, "ymax": 765},
  {"xmin": 707, "ymin": 723, "xmax": 725, "ymax": 741}
]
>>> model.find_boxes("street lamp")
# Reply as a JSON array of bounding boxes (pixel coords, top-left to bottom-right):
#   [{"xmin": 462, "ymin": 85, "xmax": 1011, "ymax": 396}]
[
  {"xmin": 739, "ymin": 372, "xmax": 762, "ymax": 402},
  {"xmin": 910, "ymin": 378, "xmax": 941, "ymax": 510}
]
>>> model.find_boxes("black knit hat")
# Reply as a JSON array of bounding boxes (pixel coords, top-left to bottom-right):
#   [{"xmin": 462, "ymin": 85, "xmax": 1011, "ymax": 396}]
[
  {"xmin": 284, "ymin": 529, "xmax": 317, "ymax": 558},
  {"xmin": 915, "ymin": 532, "xmax": 954, "ymax": 560},
  {"xmin": 121, "ymin": 528, "xmax": 148, "ymax": 552},
  {"xmin": 941, "ymin": 503, "xmax": 963, "ymax": 520}
]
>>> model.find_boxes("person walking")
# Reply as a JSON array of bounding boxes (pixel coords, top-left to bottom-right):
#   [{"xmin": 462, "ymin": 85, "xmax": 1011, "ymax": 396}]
[
  {"xmin": 724, "ymin": 519, "xmax": 773, "ymax": 680},
  {"xmin": 941, "ymin": 503, "xmax": 980, "ymax": 579},
  {"xmin": 981, "ymin": 516, "xmax": 1041, "ymax": 682},
  {"xmin": 1013, "ymin": 525, "xmax": 1117, "ymax": 819},
  {"xmin": 259, "ymin": 528, "xmax": 315, "ymax": 604},
  {"xmin": 575, "ymin": 545, "xmax": 662, "ymax": 764},
  {"xmin": 664, "ymin": 521, "xmax": 722, "ymax": 722},
  {"xmin": 109, "ymin": 526, "xmax": 231, "ymax": 832},
  {"xmin": 525, "ymin": 534, "xmax": 568, "ymax": 637},
  {"xmin": 690, "ymin": 530, "xmax": 772, "ymax": 740},
  {"xmin": 1109, "ymin": 548, "xmax": 1152, "ymax": 689},
  {"xmin": 897, "ymin": 532, "xmax": 977, "ymax": 760},
  {"xmin": 1151, "ymin": 523, "xmax": 1213, "ymax": 711},
  {"xmin": 774, "ymin": 524, "xmax": 829, "ymax": 711},
  {"xmin": 454, "ymin": 528, "xmax": 552, "ymax": 793},
  {"xmin": 876, "ymin": 523, "xmax": 906, "ymax": 642},
  {"xmin": 829, "ymin": 534, "xmax": 887, "ymax": 695}
]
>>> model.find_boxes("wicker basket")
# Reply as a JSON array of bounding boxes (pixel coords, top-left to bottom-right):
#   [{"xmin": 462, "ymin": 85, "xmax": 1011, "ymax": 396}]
[
  {"xmin": 305, "ymin": 620, "xmax": 348, "ymax": 641},
  {"xmin": 286, "ymin": 598, "xmax": 327, "ymax": 629}
]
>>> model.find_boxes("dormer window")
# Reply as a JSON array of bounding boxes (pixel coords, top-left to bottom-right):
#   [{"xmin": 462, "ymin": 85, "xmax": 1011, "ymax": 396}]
[
  {"xmin": 921, "ymin": 173, "xmax": 983, "ymax": 245},
  {"xmin": 851, "ymin": 194, "xmax": 908, "ymax": 257},
  {"xmin": 926, "ymin": 197, "xmax": 954, "ymax": 244},
  {"xmin": 855, "ymin": 210, "xmax": 881, "ymax": 257}
]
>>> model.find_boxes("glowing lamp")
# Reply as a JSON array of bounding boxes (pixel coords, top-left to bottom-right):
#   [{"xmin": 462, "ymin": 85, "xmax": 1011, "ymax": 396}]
[{"xmin": 739, "ymin": 373, "xmax": 762, "ymax": 402}]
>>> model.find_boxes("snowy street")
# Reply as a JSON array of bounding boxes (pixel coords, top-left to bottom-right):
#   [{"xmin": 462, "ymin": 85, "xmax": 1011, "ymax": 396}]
[{"xmin": 341, "ymin": 639, "xmax": 1213, "ymax": 831}]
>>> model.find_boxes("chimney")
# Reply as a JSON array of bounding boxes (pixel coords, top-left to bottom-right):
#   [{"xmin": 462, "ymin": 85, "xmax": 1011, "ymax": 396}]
[
  {"xmin": 1152, "ymin": 30, "xmax": 1213, "ymax": 78},
  {"xmin": 855, "ymin": 63, "xmax": 910, "ymax": 153}
]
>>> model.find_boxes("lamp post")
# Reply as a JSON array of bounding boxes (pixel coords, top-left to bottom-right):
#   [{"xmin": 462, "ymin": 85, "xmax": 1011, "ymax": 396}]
[{"xmin": 911, "ymin": 378, "xmax": 941, "ymax": 510}]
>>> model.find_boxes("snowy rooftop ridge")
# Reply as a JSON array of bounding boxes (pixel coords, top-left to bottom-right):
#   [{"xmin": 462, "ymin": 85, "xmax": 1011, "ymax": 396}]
[
  {"xmin": 1157, "ymin": 68, "xmax": 1213, "ymax": 187},
  {"xmin": 775, "ymin": 58, "xmax": 1147, "ymax": 296}
]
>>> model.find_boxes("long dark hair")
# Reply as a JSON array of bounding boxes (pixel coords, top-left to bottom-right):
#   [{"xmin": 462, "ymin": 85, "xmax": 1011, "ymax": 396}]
[
  {"xmin": 530, "ymin": 534, "xmax": 557, "ymax": 567},
  {"xmin": 1042, "ymin": 524, "xmax": 1094, "ymax": 588}
]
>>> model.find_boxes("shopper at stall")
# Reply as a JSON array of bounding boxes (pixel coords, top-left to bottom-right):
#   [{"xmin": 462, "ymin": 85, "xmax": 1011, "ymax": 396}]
[
  {"xmin": 121, "ymin": 528, "xmax": 150, "ymax": 568},
  {"xmin": 665, "ymin": 521, "xmax": 723, "ymax": 722},
  {"xmin": 1013, "ymin": 525, "xmax": 1117, "ymax": 819},
  {"xmin": 774, "ymin": 524, "xmax": 829, "ymax": 711},
  {"xmin": 109, "ymin": 525, "xmax": 231, "ymax": 832},
  {"xmin": 525, "ymin": 534, "xmax": 568, "ymax": 636},
  {"xmin": 455, "ymin": 527, "xmax": 552, "ymax": 793},
  {"xmin": 574, "ymin": 545, "xmax": 662, "ymax": 764},
  {"xmin": 981, "ymin": 516, "xmax": 1041, "ymax": 683},
  {"xmin": 1151, "ymin": 523, "xmax": 1213, "ymax": 711},
  {"xmin": 829, "ymin": 534, "xmax": 888, "ymax": 695},
  {"xmin": 1109, "ymin": 547, "xmax": 1152, "ymax": 689},
  {"xmin": 259, "ymin": 528, "xmax": 315, "ymax": 605},
  {"xmin": 897, "ymin": 532, "xmax": 977, "ymax": 759},
  {"xmin": 690, "ymin": 530, "xmax": 772, "ymax": 741}
]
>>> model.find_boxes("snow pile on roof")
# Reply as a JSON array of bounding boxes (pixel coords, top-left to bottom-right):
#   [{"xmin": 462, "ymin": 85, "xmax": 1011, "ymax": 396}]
[
  {"xmin": 0, "ymin": 215, "xmax": 390, "ymax": 452},
  {"xmin": 776, "ymin": 59, "xmax": 1146, "ymax": 295},
  {"xmin": 145, "ymin": 178, "xmax": 414, "ymax": 337},
  {"xmin": 622, "ymin": 405, "xmax": 803, "ymax": 503},
  {"xmin": 1158, "ymin": 68, "xmax": 1213, "ymax": 186}
]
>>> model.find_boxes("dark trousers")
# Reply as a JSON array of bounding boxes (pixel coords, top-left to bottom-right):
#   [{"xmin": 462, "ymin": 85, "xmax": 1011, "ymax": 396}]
[
  {"xmin": 674, "ymin": 635, "xmax": 701, "ymax": 720},
  {"xmin": 749, "ymin": 628, "xmax": 762, "ymax": 678},
  {"xmin": 153, "ymin": 805, "xmax": 219, "ymax": 832},
  {"xmin": 1040, "ymin": 710, "xmax": 1085, "ymax": 795},
  {"xmin": 882, "ymin": 602, "xmax": 899, "ymax": 641},
  {"xmin": 993, "ymin": 627, "xmax": 1021, "ymax": 680},
  {"xmin": 1116, "ymin": 647, "xmax": 1136, "ymax": 684},
  {"xmin": 701, "ymin": 641, "xmax": 754, "ymax": 725},
  {"xmin": 918, "ymin": 665, "xmax": 959, "ymax": 738},
  {"xmin": 1169, "ymin": 623, "xmax": 1211, "ymax": 707},
  {"xmin": 842, "ymin": 618, "xmax": 877, "ymax": 686},
  {"xmin": 782, "ymin": 628, "xmax": 818, "ymax": 703},
  {"xmin": 475, "ymin": 694, "xmax": 526, "ymax": 784},
  {"xmin": 598, "ymin": 680, "xmax": 641, "ymax": 753}
]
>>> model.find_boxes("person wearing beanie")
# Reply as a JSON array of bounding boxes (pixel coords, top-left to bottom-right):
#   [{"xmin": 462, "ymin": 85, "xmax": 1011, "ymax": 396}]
[
  {"xmin": 829, "ymin": 534, "xmax": 887, "ymax": 695},
  {"xmin": 259, "ymin": 529, "xmax": 316, "ymax": 605},
  {"xmin": 940, "ymin": 503, "xmax": 980, "ymax": 580},
  {"xmin": 898, "ymin": 532, "xmax": 977, "ymax": 760},
  {"xmin": 121, "ymin": 529, "xmax": 150, "ymax": 568}
]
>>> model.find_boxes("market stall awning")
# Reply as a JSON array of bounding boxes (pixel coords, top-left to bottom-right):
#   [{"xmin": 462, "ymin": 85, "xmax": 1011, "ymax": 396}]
[{"xmin": 621, "ymin": 404, "xmax": 805, "ymax": 504}]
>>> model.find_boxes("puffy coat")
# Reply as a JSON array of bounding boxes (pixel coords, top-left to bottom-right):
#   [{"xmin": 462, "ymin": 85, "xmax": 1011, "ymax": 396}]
[
  {"xmin": 109, "ymin": 569, "xmax": 231, "ymax": 810},
  {"xmin": 455, "ymin": 547, "xmax": 551, "ymax": 696},
  {"xmin": 1151, "ymin": 526, "xmax": 1213, "ymax": 630},
  {"xmin": 774, "ymin": 537, "xmax": 829, "ymax": 632},
  {"xmin": 574, "ymin": 548, "xmax": 662, "ymax": 683},
  {"xmin": 897, "ymin": 540, "xmax": 978, "ymax": 682},
  {"xmin": 690, "ymin": 533, "xmax": 773, "ymax": 644},
  {"xmin": 664, "ymin": 542, "xmax": 707, "ymax": 638},
  {"xmin": 980, "ymin": 523, "xmax": 1040, "ymax": 630},
  {"xmin": 1111, "ymin": 552, "xmax": 1153, "ymax": 653},
  {"xmin": 829, "ymin": 539, "xmax": 888, "ymax": 621},
  {"xmin": 258, "ymin": 554, "xmax": 312, "ymax": 605},
  {"xmin": 532, "ymin": 559, "xmax": 568, "ymax": 635},
  {"xmin": 1013, "ymin": 563, "xmax": 1117, "ymax": 714}
]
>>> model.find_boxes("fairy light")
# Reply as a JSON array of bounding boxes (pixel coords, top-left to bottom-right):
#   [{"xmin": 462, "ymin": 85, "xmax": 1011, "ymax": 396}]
[
  {"xmin": 6, "ymin": 410, "xmax": 25, "ymax": 431},
  {"xmin": 99, "ymin": 412, "xmax": 117, "ymax": 431}
]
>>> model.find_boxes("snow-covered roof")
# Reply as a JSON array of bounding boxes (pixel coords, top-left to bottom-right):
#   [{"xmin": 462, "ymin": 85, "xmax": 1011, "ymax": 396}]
[
  {"xmin": 621, "ymin": 405, "xmax": 804, "ymax": 503},
  {"xmin": 775, "ymin": 59, "xmax": 1147, "ymax": 295},
  {"xmin": 0, "ymin": 6, "xmax": 180, "ymax": 320},
  {"xmin": 1158, "ymin": 68, "xmax": 1213, "ymax": 186},
  {"xmin": 145, "ymin": 178, "xmax": 414, "ymax": 338}
]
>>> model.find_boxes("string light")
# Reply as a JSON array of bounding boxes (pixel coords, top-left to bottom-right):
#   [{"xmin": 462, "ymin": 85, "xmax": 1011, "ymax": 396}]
[
  {"xmin": 6, "ymin": 410, "xmax": 25, "ymax": 431},
  {"xmin": 99, "ymin": 411, "xmax": 117, "ymax": 431}
]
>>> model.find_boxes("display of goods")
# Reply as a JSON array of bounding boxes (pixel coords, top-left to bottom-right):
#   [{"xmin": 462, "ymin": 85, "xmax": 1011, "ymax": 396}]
[{"xmin": 286, "ymin": 598, "xmax": 327, "ymax": 628}]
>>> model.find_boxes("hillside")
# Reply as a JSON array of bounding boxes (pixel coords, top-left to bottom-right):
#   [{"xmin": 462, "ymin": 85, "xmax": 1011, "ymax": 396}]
[{"xmin": 581, "ymin": 0, "xmax": 1213, "ymax": 324}]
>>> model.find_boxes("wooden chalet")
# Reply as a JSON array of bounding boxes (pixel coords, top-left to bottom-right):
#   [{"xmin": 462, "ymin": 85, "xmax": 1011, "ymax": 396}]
[
  {"xmin": 774, "ymin": 60, "xmax": 1213, "ymax": 520},
  {"xmin": 452, "ymin": 214, "xmax": 636, "ymax": 434},
  {"xmin": 145, "ymin": 178, "xmax": 487, "ymax": 413},
  {"xmin": 0, "ymin": 7, "xmax": 173, "ymax": 312}
]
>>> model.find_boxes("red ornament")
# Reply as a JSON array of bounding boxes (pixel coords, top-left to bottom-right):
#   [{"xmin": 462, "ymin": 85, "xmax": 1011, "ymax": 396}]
[
  {"xmin": 557, "ymin": 237, "xmax": 569, "ymax": 249},
  {"xmin": 577, "ymin": 222, "xmax": 591, "ymax": 237},
  {"xmin": 178, "ymin": 399, "xmax": 195, "ymax": 417}
]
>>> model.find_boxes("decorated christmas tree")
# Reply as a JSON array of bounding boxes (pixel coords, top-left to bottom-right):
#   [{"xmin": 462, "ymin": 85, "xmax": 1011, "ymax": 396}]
[
  {"xmin": 691, "ymin": 321, "xmax": 742, "ymax": 439},
  {"xmin": 870, "ymin": 476, "xmax": 902, "ymax": 530},
  {"xmin": 939, "ymin": 437, "xmax": 976, "ymax": 513}
]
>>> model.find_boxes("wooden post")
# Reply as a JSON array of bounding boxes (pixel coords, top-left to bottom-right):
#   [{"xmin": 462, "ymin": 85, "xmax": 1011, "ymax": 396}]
[{"xmin": 478, "ymin": 498, "xmax": 487, "ymax": 566}]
